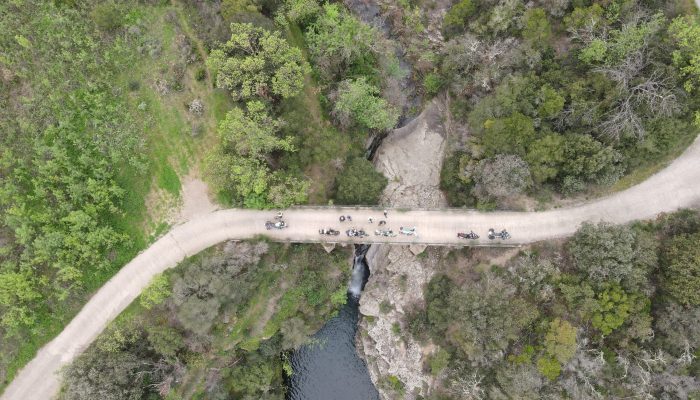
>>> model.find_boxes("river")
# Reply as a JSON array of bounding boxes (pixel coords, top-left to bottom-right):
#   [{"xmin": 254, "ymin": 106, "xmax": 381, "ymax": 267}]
[{"xmin": 286, "ymin": 245, "xmax": 380, "ymax": 400}]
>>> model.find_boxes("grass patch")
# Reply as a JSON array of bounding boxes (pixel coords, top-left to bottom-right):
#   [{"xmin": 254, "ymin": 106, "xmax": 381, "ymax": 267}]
[{"xmin": 158, "ymin": 160, "xmax": 183, "ymax": 196}]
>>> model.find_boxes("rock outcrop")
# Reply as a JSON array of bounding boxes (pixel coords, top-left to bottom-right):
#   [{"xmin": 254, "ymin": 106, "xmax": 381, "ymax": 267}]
[
  {"xmin": 373, "ymin": 98, "xmax": 448, "ymax": 209},
  {"xmin": 358, "ymin": 97, "xmax": 450, "ymax": 399}
]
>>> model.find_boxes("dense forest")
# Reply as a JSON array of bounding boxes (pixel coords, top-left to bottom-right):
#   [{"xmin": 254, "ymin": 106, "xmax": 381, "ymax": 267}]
[
  {"xmin": 439, "ymin": 0, "xmax": 700, "ymax": 208},
  {"xmin": 404, "ymin": 209, "xmax": 700, "ymax": 399},
  {"xmin": 59, "ymin": 241, "xmax": 351, "ymax": 399}
]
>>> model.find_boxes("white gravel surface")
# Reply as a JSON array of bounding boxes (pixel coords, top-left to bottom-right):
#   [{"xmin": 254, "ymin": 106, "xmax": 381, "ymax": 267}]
[{"xmin": 3, "ymin": 133, "xmax": 700, "ymax": 399}]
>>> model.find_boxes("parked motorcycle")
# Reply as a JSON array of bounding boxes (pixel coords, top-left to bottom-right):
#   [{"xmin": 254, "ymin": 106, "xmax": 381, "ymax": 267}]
[
  {"xmin": 488, "ymin": 228, "xmax": 510, "ymax": 240},
  {"xmin": 319, "ymin": 228, "xmax": 340, "ymax": 236},
  {"xmin": 265, "ymin": 220, "xmax": 287, "ymax": 230},
  {"xmin": 457, "ymin": 231, "xmax": 479, "ymax": 240}
]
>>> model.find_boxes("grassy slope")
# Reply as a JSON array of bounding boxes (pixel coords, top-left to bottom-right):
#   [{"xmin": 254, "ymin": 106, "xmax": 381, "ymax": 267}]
[{"xmin": 1, "ymin": 3, "xmax": 232, "ymax": 392}]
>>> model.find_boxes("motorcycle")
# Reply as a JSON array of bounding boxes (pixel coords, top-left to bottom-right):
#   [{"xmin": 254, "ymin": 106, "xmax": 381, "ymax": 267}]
[
  {"xmin": 488, "ymin": 228, "xmax": 510, "ymax": 240},
  {"xmin": 457, "ymin": 231, "xmax": 479, "ymax": 240},
  {"xmin": 319, "ymin": 228, "xmax": 340, "ymax": 236},
  {"xmin": 399, "ymin": 226, "xmax": 417, "ymax": 236},
  {"xmin": 265, "ymin": 220, "xmax": 287, "ymax": 230}
]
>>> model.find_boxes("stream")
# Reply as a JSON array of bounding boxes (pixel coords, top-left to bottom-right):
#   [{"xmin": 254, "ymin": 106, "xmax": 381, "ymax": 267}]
[{"xmin": 286, "ymin": 245, "xmax": 380, "ymax": 400}]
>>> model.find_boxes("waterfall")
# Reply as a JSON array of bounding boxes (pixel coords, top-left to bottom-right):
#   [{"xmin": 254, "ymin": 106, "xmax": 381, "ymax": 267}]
[{"xmin": 348, "ymin": 244, "xmax": 370, "ymax": 298}]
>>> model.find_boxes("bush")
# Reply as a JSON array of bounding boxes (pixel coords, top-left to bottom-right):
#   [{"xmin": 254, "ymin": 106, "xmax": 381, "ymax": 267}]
[
  {"xmin": 194, "ymin": 66, "xmax": 206, "ymax": 81},
  {"xmin": 334, "ymin": 158, "xmax": 388, "ymax": 205},
  {"xmin": 91, "ymin": 2, "xmax": 123, "ymax": 33},
  {"xmin": 423, "ymin": 72, "xmax": 444, "ymax": 95},
  {"xmin": 443, "ymin": 0, "xmax": 476, "ymax": 35}
]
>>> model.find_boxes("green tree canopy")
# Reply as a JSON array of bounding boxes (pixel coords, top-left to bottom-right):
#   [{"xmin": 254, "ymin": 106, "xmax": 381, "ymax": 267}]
[
  {"xmin": 207, "ymin": 23, "xmax": 309, "ymax": 101},
  {"xmin": 218, "ymin": 101, "xmax": 294, "ymax": 159},
  {"xmin": 526, "ymin": 134, "xmax": 565, "ymax": 184},
  {"xmin": 334, "ymin": 158, "xmax": 388, "ymax": 205},
  {"xmin": 305, "ymin": 3, "xmax": 378, "ymax": 80},
  {"xmin": 482, "ymin": 112, "xmax": 536, "ymax": 157},
  {"xmin": 443, "ymin": 0, "xmax": 476, "ymax": 35},
  {"xmin": 522, "ymin": 8, "xmax": 552, "ymax": 45},
  {"xmin": 662, "ymin": 232, "xmax": 700, "ymax": 306},
  {"xmin": 207, "ymin": 102, "xmax": 308, "ymax": 208},
  {"xmin": 568, "ymin": 222, "xmax": 656, "ymax": 293},
  {"xmin": 591, "ymin": 284, "xmax": 634, "ymax": 336},
  {"xmin": 543, "ymin": 318, "xmax": 577, "ymax": 364},
  {"xmin": 333, "ymin": 78, "xmax": 399, "ymax": 131},
  {"xmin": 669, "ymin": 15, "xmax": 700, "ymax": 93}
]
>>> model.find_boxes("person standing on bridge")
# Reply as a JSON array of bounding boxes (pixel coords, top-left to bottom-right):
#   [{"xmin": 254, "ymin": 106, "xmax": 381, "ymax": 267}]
[
  {"xmin": 368, "ymin": 217, "xmax": 373, "ymax": 223},
  {"xmin": 383, "ymin": 209, "xmax": 388, "ymax": 218}
]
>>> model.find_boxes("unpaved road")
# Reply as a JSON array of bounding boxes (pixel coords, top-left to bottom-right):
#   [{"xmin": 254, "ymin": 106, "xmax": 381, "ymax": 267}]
[{"xmin": 4, "ymin": 133, "xmax": 700, "ymax": 399}]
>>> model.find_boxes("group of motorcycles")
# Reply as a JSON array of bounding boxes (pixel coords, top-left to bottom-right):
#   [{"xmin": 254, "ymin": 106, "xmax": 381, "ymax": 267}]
[
  {"xmin": 456, "ymin": 228, "xmax": 511, "ymax": 240},
  {"xmin": 268, "ymin": 212, "xmax": 511, "ymax": 241}
]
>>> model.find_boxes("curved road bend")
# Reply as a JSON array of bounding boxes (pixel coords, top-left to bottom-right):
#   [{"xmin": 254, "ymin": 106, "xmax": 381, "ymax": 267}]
[{"xmin": 4, "ymin": 134, "xmax": 700, "ymax": 399}]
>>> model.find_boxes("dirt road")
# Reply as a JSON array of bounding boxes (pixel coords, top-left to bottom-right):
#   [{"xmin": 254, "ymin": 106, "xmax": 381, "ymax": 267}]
[{"xmin": 3, "ymin": 133, "xmax": 700, "ymax": 399}]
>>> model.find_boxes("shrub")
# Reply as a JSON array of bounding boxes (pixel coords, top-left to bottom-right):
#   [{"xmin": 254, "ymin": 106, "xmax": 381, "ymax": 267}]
[
  {"xmin": 91, "ymin": 2, "xmax": 123, "ymax": 33},
  {"xmin": 423, "ymin": 72, "xmax": 444, "ymax": 95},
  {"xmin": 194, "ymin": 66, "xmax": 207, "ymax": 81},
  {"xmin": 334, "ymin": 158, "xmax": 388, "ymax": 205}
]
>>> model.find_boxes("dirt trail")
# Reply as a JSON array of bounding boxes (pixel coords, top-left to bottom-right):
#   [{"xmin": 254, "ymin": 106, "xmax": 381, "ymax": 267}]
[
  {"xmin": 3, "ymin": 132, "xmax": 700, "ymax": 398},
  {"xmin": 177, "ymin": 173, "xmax": 218, "ymax": 223}
]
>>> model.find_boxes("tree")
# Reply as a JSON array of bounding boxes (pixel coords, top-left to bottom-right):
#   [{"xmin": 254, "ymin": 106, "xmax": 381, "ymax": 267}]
[
  {"xmin": 537, "ymin": 85, "xmax": 564, "ymax": 118},
  {"xmin": 471, "ymin": 154, "xmax": 532, "ymax": 202},
  {"xmin": 537, "ymin": 355, "xmax": 561, "ymax": 380},
  {"xmin": 482, "ymin": 112, "xmax": 536, "ymax": 157},
  {"xmin": 218, "ymin": 101, "xmax": 294, "ymax": 159},
  {"xmin": 669, "ymin": 16, "xmax": 700, "ymax": 93},
  {"xmin": 207, "ymin": 23, "xmax": 308, "ymax": 101},
  {"xmin": 560, "ymin": 134, "xmax": 623, "ymax": 190},
  {"xmin": 654, "ymin": 301, "xmax": 700, "ymax": 356},
  {"xmin": 568, "ymin": 222, "xmax": 656, "ymax": 293},
  {"xmin": 662, "ymin": 233, "xmax": 700, "ymax": 306},
  {"xmin": 522, "ymin": 8, "xmax": 552, "ymax": 45},
  {"xmin": 282, "ymin": 0, "xmax": 321, "ymax": 25},
  {"xmin": 526, "ymin": 134, "xmax": 565, "ymax": 184},
  {"xmin": 493, "ymin": 363, "xmax": 544, "ymax": 399},
  {"xmin": 207, "ymin": 101, "xmax": 308, "ymax": 208},
  {"xmin": 62, "ymin": 349, "xmax": 149, "ymax": 400},
  {"xmin": 443, "ymin": 0, "xmax": 476, "ymax": 35},
  {"xmin": 305, "ymin": 3, "xmax": 379, "ymax": 80},
  {"xmin": 140, "ymin": 274, "xmax": 170, "ymax": 310},
  {"xmin": 544, "ymin": 318, "xmax": 577, "ymax": 364},
  {"xmin": 591, "ymin": 284, "xmax": 634, "ymax": 336},
  {"xmin": 425, "ymin": 274, "xmax": 538, "ymax": 366},
  {"xmin": 332, "ymin": 78, "xmax": 399, "ymax": 130},
  {"xmin": 0, "ymin": 272, "xmax": 41, "ymax": 330},
  {"xmin": 334, "ymin": 158, "xmax": 388, "ymax": 205}
]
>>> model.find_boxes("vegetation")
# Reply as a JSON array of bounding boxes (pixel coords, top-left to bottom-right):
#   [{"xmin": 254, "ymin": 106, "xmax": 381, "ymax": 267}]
[
  {"xmin": 207, "ymin": 23, "xmax": 309, "ymax": 101},
  {"xmin": 334, "ymin": 158, "xmax": 388, "ymax": 205},
  {"xmin": 60, "ymin": 241, "xmax": 352, "ymax": 399},
  {"xmin": 440, "ymin": 0, "xmax": 700, "ymax": 207},
  {"xmin": 2, "ymin": 0, "xmax": 277, "ymax": 386},
  {"xmin": 408, "ymin": 210, "xmax": 700, "ymax": 398}
]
